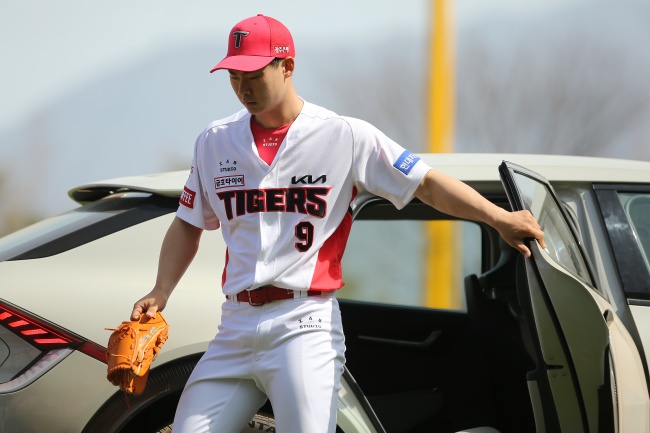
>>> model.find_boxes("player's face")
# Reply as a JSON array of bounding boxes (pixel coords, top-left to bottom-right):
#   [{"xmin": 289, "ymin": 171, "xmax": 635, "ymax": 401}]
[{"xmin": 229, "ymin": 61, "xmax": 289, "ymax": 118}]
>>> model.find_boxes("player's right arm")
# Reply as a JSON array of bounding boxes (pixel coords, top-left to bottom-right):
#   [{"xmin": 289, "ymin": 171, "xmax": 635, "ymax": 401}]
[
  {"xmin": 131, "ymin": 216, "xmax": 203, "ymax": 320},
  {"xmin": 414, "ymin": 169, "xmax": 545, "ymax": 257}
]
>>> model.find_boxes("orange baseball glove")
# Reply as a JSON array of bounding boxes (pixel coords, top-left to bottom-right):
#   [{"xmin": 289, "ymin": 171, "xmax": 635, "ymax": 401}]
[{"xmin": 106, "ymin": 312, "xmax": 169, "ymax": 395}]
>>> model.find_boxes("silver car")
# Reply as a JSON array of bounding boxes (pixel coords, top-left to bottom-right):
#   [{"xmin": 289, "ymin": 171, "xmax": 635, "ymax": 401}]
[{"xmin": 1, "ymin": 153, "xmax": 649, "ymax": 432}]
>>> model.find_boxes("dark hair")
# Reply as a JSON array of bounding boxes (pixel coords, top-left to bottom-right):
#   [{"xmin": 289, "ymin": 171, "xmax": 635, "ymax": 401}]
[{"xmin": 269, "ymin": 58, "xmax": 284, "ymax": 68}]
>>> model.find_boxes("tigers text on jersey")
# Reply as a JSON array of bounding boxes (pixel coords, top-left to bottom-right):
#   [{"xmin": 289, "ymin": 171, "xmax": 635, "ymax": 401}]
[{"xmin": 177, "ymin": 100, "xmax": 431, "ymax": 295}]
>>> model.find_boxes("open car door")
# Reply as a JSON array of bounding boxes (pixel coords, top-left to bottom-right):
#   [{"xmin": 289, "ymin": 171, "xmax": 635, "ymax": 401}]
[{"xmin": 499, "ymin": 161, "xmax": 650, "ymax": 433}]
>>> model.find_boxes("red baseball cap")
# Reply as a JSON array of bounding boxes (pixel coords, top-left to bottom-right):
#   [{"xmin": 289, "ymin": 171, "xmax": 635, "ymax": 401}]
[{"xmin": 210, "ymin": 14, "xmax": 295, "ymax": 73}]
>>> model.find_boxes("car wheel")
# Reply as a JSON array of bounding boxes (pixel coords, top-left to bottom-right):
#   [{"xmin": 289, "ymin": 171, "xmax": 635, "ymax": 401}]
[
  {"xmin": 82, "ymin": 357, "xmax": 198, "ymax": 433},
  {"xmin": 153, "ymin": 412, "xmax": 276, "ymax": 433}
]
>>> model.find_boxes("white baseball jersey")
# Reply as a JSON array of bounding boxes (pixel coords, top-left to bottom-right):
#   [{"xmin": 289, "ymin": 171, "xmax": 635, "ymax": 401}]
[{"xmin": 176, "ymin": 100, "xmax": 431, "ymax": 296}]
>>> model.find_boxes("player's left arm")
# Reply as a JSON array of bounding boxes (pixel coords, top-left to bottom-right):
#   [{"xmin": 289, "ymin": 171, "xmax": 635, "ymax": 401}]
[{"xmin": 414, "ymin": 169, "xmax": 546, "ymax": 257}]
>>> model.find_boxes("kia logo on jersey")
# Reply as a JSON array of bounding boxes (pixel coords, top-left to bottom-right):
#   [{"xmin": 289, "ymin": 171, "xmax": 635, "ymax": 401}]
[{"xmin": 291, "ymin": 175, "xmax": 327, "ymax": 185}]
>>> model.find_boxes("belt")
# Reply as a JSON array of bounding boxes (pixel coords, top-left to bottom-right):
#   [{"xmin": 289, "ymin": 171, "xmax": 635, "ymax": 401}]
[{"xmin": 228, "ymin": 285, "xmax": 322, "ymax": 306}]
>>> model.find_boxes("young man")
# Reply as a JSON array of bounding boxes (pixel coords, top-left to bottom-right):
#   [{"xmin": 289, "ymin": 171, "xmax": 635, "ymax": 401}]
[{"xmin": 131, "ymin": 14, "xmax": 545, "ymax": 433}]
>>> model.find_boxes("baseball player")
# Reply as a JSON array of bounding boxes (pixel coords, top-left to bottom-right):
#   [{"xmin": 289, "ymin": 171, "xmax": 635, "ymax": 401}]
[{"xmin": 130, "ymin": 14, "xmax": 545, "ymax": 433}]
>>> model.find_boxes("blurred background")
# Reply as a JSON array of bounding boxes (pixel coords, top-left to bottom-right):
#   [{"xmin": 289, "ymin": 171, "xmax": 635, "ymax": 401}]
[{"xmin": 1, "ymin": 0, "xmax": 649, "ymax": 238}]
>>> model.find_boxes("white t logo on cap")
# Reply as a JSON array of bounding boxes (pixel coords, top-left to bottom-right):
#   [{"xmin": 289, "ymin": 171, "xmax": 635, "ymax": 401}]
[{"xmin": 233, "ymin": 31, "xmax": 250, "ymax": 48}]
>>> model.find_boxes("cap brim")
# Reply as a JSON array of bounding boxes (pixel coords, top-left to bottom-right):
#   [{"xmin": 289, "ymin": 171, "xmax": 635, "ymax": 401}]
[{"xmin": 210, "ymin": 55, "xmax": 275, "ymax": 73}]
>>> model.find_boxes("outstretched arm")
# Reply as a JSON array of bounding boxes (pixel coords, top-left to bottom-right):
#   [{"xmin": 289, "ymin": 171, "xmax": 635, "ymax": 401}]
[
  {"xmin": 131, "ymin": 216, "xmax": 203, "ymax": 320},
  {"xmin": 415, "ymin": 169, "xmax": 546, "ymax": 257}
]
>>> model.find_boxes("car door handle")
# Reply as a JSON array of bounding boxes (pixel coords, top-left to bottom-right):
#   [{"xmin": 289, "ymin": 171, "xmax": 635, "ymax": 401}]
[{"xmin": 357, "ymin": 330, "xmax": 441, "ymax": 348}]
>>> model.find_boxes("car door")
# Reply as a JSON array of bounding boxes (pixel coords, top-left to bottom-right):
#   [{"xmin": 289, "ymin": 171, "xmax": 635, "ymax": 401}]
[
  {"xmin": 499, "ymin": 161, "xmax": 650, "ymax": 433},
  {"xmin": 338, "ymin": 198, "xmax": 497, "ymax": 433}
]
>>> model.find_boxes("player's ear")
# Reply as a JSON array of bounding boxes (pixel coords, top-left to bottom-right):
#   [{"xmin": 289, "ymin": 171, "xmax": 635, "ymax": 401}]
[{"xmin": 283, "ymin": 57, "xmax": 295, "ymax": 77}]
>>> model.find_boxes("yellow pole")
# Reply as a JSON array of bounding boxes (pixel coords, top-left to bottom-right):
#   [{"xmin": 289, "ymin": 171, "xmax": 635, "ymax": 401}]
[
  {"xmin": 429, "ymin": 0, "xmax": 454, "ymax": 152},
  {"xmin": 424, "ymin": 0, "xmax": 460, "ymax": 309}
]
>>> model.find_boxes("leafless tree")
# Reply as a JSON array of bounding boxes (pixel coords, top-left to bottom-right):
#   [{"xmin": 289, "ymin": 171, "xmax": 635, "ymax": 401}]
[
  {"xmin": 318, "ymin": 6, "xmax": 650, "ymax": 162},
  {"xmin": 455, "ymin": 11, "xmax": 650, "ymax": 159},
  {"xmin": 310, "ymin": 42, "xmax": 428, "ymax": 152}
]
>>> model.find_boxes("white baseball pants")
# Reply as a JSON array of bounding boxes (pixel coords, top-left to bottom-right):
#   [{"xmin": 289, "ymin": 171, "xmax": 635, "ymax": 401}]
[{"xmin": 172, "ymin": 293, "xmax": 346, "ymax": 433}]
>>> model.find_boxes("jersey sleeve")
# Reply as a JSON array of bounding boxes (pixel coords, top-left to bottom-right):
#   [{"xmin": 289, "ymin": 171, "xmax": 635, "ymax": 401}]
[
  {"xmin": 175, "ymin": 132, "xmax": 220, "ymax": 231},
  {"xmin": 347, "ymin": 117, "xmax": 431, "ymax": 209}
]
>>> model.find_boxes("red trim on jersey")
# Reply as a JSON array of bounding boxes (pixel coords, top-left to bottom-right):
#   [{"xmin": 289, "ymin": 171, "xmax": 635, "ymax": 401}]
[
  {"xmin": 308, "ymin": 187, "xmax": 357, "ymax": 291},
  {"xmin": 351, "ymin": 186, "xmax": 358, "ymax": 202},
  {"xmin": 221, "ymin": 248, "xmax": 229, "ymax": 288},
  {"xmin": 309, "ymin": 207, "xmax": 354, "ymax": 291}
]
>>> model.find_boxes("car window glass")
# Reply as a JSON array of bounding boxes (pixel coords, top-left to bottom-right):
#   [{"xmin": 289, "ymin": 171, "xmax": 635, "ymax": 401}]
[
  {"xmin": 512, "ymin": 172, "xmax": 592, "ymax": 285},
  {"xmin": 340, "ymin": 219, "xmax": 482, "ymax": 310},
  {"xmin": 618, "ymin": 192, "xmax": 650, "ymax": 276}
]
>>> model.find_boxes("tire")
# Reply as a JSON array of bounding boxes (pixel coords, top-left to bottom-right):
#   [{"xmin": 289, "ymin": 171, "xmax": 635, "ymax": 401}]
[
  {"xmin": 82, "ymin": 357, "xmax": 199, "ymax": 433},
  {"xmin": 153, "ymin": 412, "xmax": 276, "ymax": 433}
]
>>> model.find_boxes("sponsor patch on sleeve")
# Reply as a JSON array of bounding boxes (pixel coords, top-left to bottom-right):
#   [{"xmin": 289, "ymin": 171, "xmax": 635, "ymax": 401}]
[
  {"xmin": 180, "ymin": 186, "xmax": 196, "ymax": 208},
  {"xmin": 393, "ymin": 150, "xmax": 421, "ymax": 175}
]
